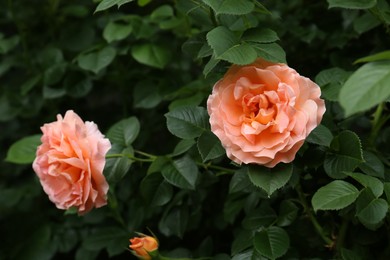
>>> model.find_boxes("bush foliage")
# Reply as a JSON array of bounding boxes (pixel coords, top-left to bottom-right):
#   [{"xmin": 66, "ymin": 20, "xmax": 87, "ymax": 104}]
[{"xmin": 2, "ymin": 0, "xmax": 390, "ymax": 259}]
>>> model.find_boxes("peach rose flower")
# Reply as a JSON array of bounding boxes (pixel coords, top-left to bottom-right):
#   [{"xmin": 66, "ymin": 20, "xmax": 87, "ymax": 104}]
[
  {"xmin": 129, "ymin": 235, "xmax": 159, "ymax": 260},
  {"xmin": 32, "ymin": 110, "xmax": 111, "ymax": 215},
  {"xmin": 207, "ymin": 58, "xmax": 325, "ymax": 168}
]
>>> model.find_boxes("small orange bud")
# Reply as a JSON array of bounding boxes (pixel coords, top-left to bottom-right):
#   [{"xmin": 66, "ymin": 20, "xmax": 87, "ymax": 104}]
[{"xmin": 129, "ymin": 235, "xmax": 158, "ymax": 260}]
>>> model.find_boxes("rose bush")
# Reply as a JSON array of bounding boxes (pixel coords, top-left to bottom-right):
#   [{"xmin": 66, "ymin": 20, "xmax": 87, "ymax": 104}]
[
  {"xmin": 207, "ymin": 58, "xmax": 326, "ymax": 167},
  {"xmin": 32, "ymin": 110, "xmax": 111, "ymax": 215}
]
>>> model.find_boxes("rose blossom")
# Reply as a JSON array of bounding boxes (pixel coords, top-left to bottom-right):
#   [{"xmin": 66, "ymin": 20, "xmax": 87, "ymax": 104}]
[
  {"xmin": 207, "ymin": 58, "xmax": 325, "ymax": 168},
  {"xmin": 129, "ymin": 235, "xmax": 159, "ymax": 260},
  {"xmin": 32, "ymin": 110, "xmax": 111, "ymax": 214}
]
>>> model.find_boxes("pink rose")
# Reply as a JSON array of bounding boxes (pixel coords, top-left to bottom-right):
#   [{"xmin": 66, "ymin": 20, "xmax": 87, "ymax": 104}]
[
  {"xmin": 32, "ymin": 110, "xmax": 111, "ymax": 214},
  {"xmin": 207, "ymin": 59, "xmax": 326, "ymax": 168}
]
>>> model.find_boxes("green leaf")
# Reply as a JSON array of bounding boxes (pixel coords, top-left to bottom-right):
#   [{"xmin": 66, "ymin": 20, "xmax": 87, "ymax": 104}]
[
  {"xmin": 242, "ymin": 206, "xmax": 277, "ymax": 229},
  {"xmin": 159, "ymin": 206, "xmax": 189, "ymax": 238},
  {"xmin": 140, "ymin": 173, "xmax": 173, "ymax": 206},
  {"xmin": 6, "ymin": 135, "xmax": 41, "ymax": 164},
  {"xmin": 324, "ymin": 130, "xmax": 363, "ymax": 179},
  {"xmin": 106, "ymin": 117, "xmax": 140, "ymax": 146},
  {"xmin": 354, "ymin": 50, "xmax": 390, "ymax": 64},
  {"xmin": 359, "ymin": 151, "xmax": 384, "ymax": 179},
  {"xmin": 355, "ymin": 189, "xmax": 388, "ymax": 228},
  {"xmin": 83, "ymin": 226, "xmax": 128, "ymax": 254},
  {"xmin": 202, "ymin": 0, "xmax": 255, "ymax": 15},
  {"xmin": 220, "ymin": 43, "xmax": 257, "ymax": 65},
  {"xmin": 103, "ymin": 21, "xmax": 132, "ymax": 43},
  {"xmin": 253, "ymin": 226, "xmax": 290, "ymax": 260},
  {"xmin": 161, "ymin": 156, "xmax": 199, "ymax": 189},
  {"xmin": 229, "ymin": 168, "xmax": 255, "ymax": 194},
  {"xmin": 311, "ymin": 180, "xmax": 360, "ymax": 211},
  {"xmin": 172, "ymin": 139, "xmax": 196, "ymax": 157},
  {"xmin": 341, "ymin": 248, "xmax": 363, "ymax": 260},
  {"xmin": 95, "ymin": 0, "xmax": 135, "ymax": 13},
  {"xmin": 231, "ymin": 230, "xmax": 254, "ymax": 256},
  {"xmin": 147, "ymin": 156, "xmax": 169, "ymax": 174},
  {"xmin": 133, "ymin": 80, "xmax": 162, "ymax": 109},
  {"xmin": 77, "ymin": 46, "xmax": 117, "ymax": 74},
  {"xmin": 0, "ymin": 35, "xmax": 19, "ymax": 54},
  {"xmin": 276, "ymin": 200, "xmax": 299, "ymax": 227},
  {"xmin": 306, "ymin": 124, "xmax": 333, "ymax": 147},
  {"xmin": 206, "ymin": 26, "xmax": 257, "ymax": 65},
  {"xmin": 353, "ymin": 13, "xmax": 381, "ymax": 34},
  {"xmin": 253, "ymin": 43, "xmax": 287, "ymax": 63},
  {"xmin": 197, "ymin": 131, "xmax": 225, "ymax": 162},
  {"xmin": 248, "ymin": 164, "xmax": 293, "ymax": 196},
  {"xmin": 242, "ymin": 28, "xmax": 279, "ymax": 43},
  {"xmin": 150, "ymin": 5, "xmax": 174, "ymax": 21},
  {"xmin": 345, "ymin": 172, "xmax": 383, "ymax": 198},
  {"xmin": 104, "ymin": 146, "xmax": 133, "ymax": 183},
  {"xmin": 339, "ymin": 61, "xmax": 390, "ymax": 117},
  {"xmin": 131, "ymin": 43, "xmax": 171, "ymax": 69},
  {"xmin": 43, "ymin": 63, "xmax": 67, "ymax": 85},
  {"xmin": 327, "ymin": 0, "xmax": 377, "ymax": 9},
  {"xmin": 315, "ymin": 67, "xmax": 350, "ymax": 102},
  {"xmin": 384, "ymin": 182, "xmax": 390, "ymax": 203},
  {"xmin": 165, "ymin": 106, "xmax": 209, "ymax": 139},
  {"xmin": 203, "ymin": 55, "xmax": 220, "ymax": 76}
]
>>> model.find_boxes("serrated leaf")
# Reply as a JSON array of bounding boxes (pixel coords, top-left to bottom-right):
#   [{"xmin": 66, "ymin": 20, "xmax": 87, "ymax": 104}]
[
  {"xmin": 219, "ymin": 43, "xmax": 257, "ymax": 65},
  {"xmin": 311, "ymin": 180, "xmax": 360, "ymax": 211},
  {"xmin": 197, "ymin": 131, "xmax": 225, "ymax": 162},
  {"xmin": 339, "ymin": 61, "xmax": 390, "ymax": 117},
  {"xmin": 229, "ymin": 168, "xmax": 254, "ymax": 194},
  {"xmin": 106, "ymin": 117, "xmax": 140, "ymax": 146},
  {"xmin": 242, "ymin": 206, "xmax": 277, "ymax": 229},
  {"xmin": 359, "ymin": 151, "xmax": 385, "ymax": 179},
  {"xmin": 345, "ymin": 172, "xmax": 383, "ymax": 198},
  {"xmin": 202, "ymin": 0, "xmax": 255, "ymax": 15},
  {"xmin": 77, "ymin": 46, "xmax": 116, "ymax": 74},
  {"xmin": 207, "ymin": 26, "xmax": 256, "ymax": 64},
  {"xmin": 161, "ymin": 156, "xmax": 199, "ymax": 189},
  {"xmin": 231, "ymin": 230, "xmax": 254, "ymax": 256},
  {"xmin": 306, "ymin": 124, "xmax": 333, "ymax": 147},
  {"xmin": 95, "ymin": 0, "xmax": 134, "ymax": 13},
  {"xmin": 248, "ymin": 164, "xmax": 293, "ymax": 196},
  {"xmin": 165, "ymin": 106, "xmax": 209, "ymax": 139},
  {"xmin": 276, "ymin": 200, "xmax": 299, "ymax": 227},
  {"xmin": 140, "ymin": 173, "xmax": 173, "ymax": 206},
  {"xmin": 253, "ymin": 43, "xmax": 286, "ymax": 63},
  {"xmin": 104, "ymin": 146, "xmax": 133, "ymax": 183},
  {"xmin": 172, "ymin": 139, "xmax": 196, "ymax": 157},
  {"xmin": 254, "ymin": 226, "xmax": 290, "ymax": 260},
  {"xmin": 327, "ymin": 0, "xmax": 377, "ymax": 9},
  {"xmin": 242, "ymin": 28, "xmax": 279, "ymax": 43},
  {"xmin": 159, "ymin": 206, "xmax": 189, "ymax": 238},
  {"xmin": 131, "ymin": 43, "xmax": 171, "ymax": 69},
  {"xmin": 6, "ymin": 135, "xmax": 42, "ymax": 164},
  {"xmin": 356, "ymin": 189, "xmax": 388, "ymax": 228},
  {"xmin": 203, "ymin": 55, "xmax": 220, "ymax": 76},
  {"xmin": 324, "ymin": 130, "xmax": 363, "ymax": 179}
]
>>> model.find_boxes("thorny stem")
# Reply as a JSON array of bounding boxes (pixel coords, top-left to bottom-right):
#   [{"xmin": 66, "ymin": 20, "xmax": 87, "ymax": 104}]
[{"xmin": 296, "ymin": 183, "xmax": 334, "ymax": 247}]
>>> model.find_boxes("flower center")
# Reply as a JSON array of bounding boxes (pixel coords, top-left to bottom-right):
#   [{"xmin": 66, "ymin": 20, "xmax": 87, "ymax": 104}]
[{"xmin": 242, "ymin": 93, "xmax": 275, "ymax": 124}]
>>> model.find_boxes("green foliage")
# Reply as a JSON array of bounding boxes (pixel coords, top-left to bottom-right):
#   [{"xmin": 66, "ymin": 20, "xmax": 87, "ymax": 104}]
[
  {"xmin": 248, "ymin": 164, "xmax": 293, "ymax": 196},
  {"xmin": 2, "ymin": 0, "xmax": 390, "ymax": 259},
  {"xmin": 253, "ymin": 226, "xmax": 290, "ymax": 259},
  {"xmin": 339, "ymin": 61, "xmax": 390, "ymax": 117},
  {"xmin": 312, "ymin": 180, "xmax": 360, "ymax": 211},
  {"xmin": 6, "ymin": 135, "xmax": 41, "ymax": 164},
  {"xmin": 327, "ymin": 0, "xmax": 377, "ymax": 9}
]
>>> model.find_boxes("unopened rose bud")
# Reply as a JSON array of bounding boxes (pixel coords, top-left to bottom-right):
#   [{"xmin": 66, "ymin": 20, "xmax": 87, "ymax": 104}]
[{"xmin": 129, "ymin": 235, "xmax": 158, "ymax": 260}]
